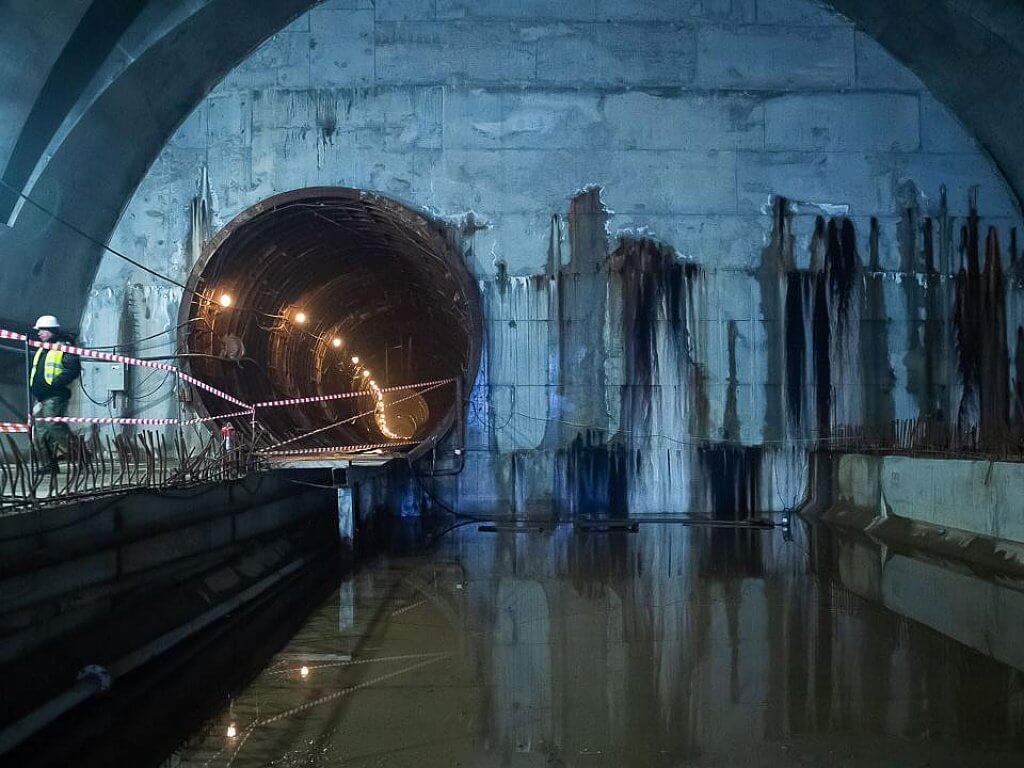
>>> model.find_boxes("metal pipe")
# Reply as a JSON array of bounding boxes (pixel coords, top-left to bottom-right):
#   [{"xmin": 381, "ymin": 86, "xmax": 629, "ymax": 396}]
[{"xmin": 0, "ymin": 553, "xmax": 315, "ymax": 755}]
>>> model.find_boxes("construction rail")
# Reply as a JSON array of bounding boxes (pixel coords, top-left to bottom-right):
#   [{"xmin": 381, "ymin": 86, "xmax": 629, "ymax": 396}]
[{"xmin": 0, "ymin": 326, "xmax": 457, "ymax": 511}]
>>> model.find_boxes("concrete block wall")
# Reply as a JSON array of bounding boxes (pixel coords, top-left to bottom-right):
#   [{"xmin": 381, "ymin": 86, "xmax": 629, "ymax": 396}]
[
  {"xmin": 80, "ymin": 0, "xmax": 1023, "ymax": 515},
  {"xmin": 0, "ymin": 474, "xmax": 336, "ymax": 663}
]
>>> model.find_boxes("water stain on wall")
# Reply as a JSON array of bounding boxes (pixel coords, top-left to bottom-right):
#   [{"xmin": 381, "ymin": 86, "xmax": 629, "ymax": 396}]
[
  {"xmin": 784, "ymin": 268, "xmax": 806, "ymax": 431},
  {"xmin": 698, "ymin": 445, "xmax": 763, "ymax": 521},
  {"xmin": 759, "ymin": 197, "xmax": 796, "ymax": 442},
  {"xmin": 983, "ymin": 227, "xmax": 1010, "ymax": 441},
  {"xmin": 612, "ymin": 236, "xmax": 704, "ymax": 433},
  {"xmin": 860, "ymin": 217, "xmax": 896, "ymax": 428},
  {"xmin": 565, "ymin": 430, "xmax": 629, "ymax": 519},
  {"xmin": 1015, "ymin": 327, "xmax": 1024, "ymax": 424},
  {"xmin": 723, "ymin": 320, "xmax": 740, "ymax": 442},
  {"xmin": 953, "ymin": 191, "xmax": 1010, "ymax": 442},
  {"xmin": 780, "ymin": 215, "xmax": 860, "ymax": 438},
  {"xmin": 315, "ymin": 90, "xmax": 338, "ymax": 145}
]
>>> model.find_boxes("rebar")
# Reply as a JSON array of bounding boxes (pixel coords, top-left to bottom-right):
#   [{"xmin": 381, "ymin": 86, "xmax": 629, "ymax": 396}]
[{"xmin": 1, "ymin": 426, "xmax": 254, "ymax": 514}]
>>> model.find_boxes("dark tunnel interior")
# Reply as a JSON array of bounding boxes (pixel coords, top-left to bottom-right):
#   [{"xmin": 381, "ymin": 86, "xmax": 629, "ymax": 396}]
[{"xmin": 179, "ymin": 188, "xmax": 482, "ymax": 451}]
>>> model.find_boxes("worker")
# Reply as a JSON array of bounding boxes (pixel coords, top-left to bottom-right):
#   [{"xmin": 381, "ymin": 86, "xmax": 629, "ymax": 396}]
[{"xmin": 29, "ymin": 315, "xmax": 81, "ymax": 467}]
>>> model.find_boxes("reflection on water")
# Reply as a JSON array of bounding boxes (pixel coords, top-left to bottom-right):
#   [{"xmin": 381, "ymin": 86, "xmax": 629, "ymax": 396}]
[{"xmin": 166, "ymin": 520, "xmax": 1024, "ymax": 767}]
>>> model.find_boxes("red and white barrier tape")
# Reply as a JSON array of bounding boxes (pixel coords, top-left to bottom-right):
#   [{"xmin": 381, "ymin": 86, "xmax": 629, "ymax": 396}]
[
  {"xmin": 260, "ymin": 441, "xmax": 418, "ymax": 457},
  {"xmin": 254, "ymin": 391, "xmax": 372, "ymax": 408},
  {"xmin": 2, "ymin": 326, "xmax": 459, "ymax": 451},
  {"xmin": 176, "ymin": 371, "xmax": 250, "ymax": 409},
  {"xmin": 31, "ymin": 408, "xmax": 255, "ymax": 427},
  {"xmin": 3, "ymin": 330, "xmax": 250, "ymax": 410},
  {"xmin": 181, "ymin": 409, "xmax": 255, "ymax": 426},
  {"xmin": 253, "ymin": 377, "xmax": 456, "ymax": 409},
  {"xmin": 35, "ymin": 416, "xmax": 181, "ymax": 426},
  {"xmin": 380, "ymin": 377, "xmax": 456, "ymax": 394}
]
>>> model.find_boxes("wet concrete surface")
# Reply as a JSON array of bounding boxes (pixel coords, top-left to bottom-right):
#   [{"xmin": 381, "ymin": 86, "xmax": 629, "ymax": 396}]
[{"xmin": 163, "ymin": 518, "xmax": 1024, "ymax": 767}]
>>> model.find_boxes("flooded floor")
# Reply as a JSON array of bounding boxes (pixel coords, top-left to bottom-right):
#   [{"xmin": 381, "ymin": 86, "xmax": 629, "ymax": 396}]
[{"xmin": 165, "ymin": 519, "xmax": 1024, "ymax": 767}]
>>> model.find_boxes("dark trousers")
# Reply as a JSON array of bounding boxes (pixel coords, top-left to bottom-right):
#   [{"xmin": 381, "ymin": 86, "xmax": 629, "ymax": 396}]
[{"xmin": 34, "ymin": 395, "xmax": 72, "ymax": 464}]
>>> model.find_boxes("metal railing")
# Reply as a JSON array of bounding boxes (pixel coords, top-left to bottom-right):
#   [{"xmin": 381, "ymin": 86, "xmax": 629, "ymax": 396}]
[
  {"xmin": 1, "ymin": 324, "xmax": 463, "ymax": 514},
  {"xmin": 0, "ymin": 427, "xmax": 251, "ymax": 513}
]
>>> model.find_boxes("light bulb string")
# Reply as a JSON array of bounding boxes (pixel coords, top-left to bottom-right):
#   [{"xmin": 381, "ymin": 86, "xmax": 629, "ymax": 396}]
[{"xmin": 261, "ymin": 380, "xmax": 450, "ymax": 451}]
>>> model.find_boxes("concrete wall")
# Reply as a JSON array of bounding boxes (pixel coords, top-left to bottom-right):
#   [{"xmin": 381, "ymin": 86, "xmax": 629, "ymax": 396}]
[
  {"xmin": 0, "ymin": 473, "xmax": 337, "ymax": 664},
  {"xmin": 0, "ymin": 1, "xmax": 90, "ymax": 179},
  {"xmin": 78, "ymin": 0, "xmax": 1024, "ymax": 516},
  {"xmin": 830, "ymin": 453, "xmax": 1024, "ymax": 546},
  {"xmin": 830, "ymin": 0, "xmax": 1024, "ymax": 218},
  {"xmin": 882, "ymin": 456, "xmax": 1024, "ymax": 544}
]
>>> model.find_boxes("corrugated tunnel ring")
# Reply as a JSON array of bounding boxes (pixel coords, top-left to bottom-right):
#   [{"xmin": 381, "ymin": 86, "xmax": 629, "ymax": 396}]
[{"xmin": 179, "ymin": 187, "xmax": 482, "ymax": 453}]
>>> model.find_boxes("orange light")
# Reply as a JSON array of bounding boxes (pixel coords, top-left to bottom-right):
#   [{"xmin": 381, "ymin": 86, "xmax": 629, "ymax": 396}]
[
  {"xmin": 293, "ymin": 311, "xmax": 307, "ymax": 324},
  {"xmin": 331, "ymin": 337, "xmax": 342, "ymax": 348},
  {"xmin": 362, "ymin": 370, "xmax": 371, "ymax": 378},
  {"xmin": 218, "ymin": 292, "xmax": 233, "ymax": 308},
  {"xmin": 350, "ymin": 356, "xmax": 359, "ymax": 365}
]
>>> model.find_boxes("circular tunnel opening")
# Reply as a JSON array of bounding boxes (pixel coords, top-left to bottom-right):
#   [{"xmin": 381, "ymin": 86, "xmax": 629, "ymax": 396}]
[{"xmin": 179, "ymin": 187, "xmax": 482, "ymax": 454}]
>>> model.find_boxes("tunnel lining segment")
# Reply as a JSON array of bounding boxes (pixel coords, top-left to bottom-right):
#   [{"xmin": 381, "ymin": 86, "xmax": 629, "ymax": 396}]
[{"xmin": 178, "ymin": 187, "xmax": 482, "ymax": 455}]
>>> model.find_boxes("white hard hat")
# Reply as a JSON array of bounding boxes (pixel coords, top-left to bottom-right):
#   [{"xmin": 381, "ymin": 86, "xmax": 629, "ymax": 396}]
[{"xmin": 33, "ymin": 315, "xmax": 60, "ymax": 330}]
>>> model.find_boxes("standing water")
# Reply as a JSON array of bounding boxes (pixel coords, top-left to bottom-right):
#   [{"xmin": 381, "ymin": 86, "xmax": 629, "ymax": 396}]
[{"xmin": 152, "ymin": 518, "xmax": 1024, "ymax": 767}]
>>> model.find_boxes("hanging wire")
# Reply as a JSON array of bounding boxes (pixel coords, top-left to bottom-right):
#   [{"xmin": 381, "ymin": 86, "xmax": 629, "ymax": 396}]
[{"xmin": 0, "ymin": 178, "xmax": 191, "ymax": 292}]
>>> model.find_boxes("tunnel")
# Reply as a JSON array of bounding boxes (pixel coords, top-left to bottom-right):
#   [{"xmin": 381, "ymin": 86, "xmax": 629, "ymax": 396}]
[
  {"xmin": 178, "ymin": 188, "xmax": 482, "ymax": 453},
  {"xmin": 8, "ymin": 1, "xmax": 1024, "ymax": 766}
]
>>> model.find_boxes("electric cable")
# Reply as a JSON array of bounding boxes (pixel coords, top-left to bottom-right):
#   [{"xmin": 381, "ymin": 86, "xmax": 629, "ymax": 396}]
[
  {"xmin": 411, "ymin": 473, "xmax": 510, "ymax": 525},
  {"xmin": 504, "ymin": 408, "xmax": 846, "ymax": 449},
  {"xmin": 123, "ymin": 363, "xmax": 176, "ymax": 403},
  {"xmin": 78, "ymin": 377, "xmax": 113, "ymax": 407},
  {"xmin": 84, "ymin": 318, "xmax": 209, "ymax": 351},
  {"xmin": 0, "ymin": 178, "xmax": 190, "ymax": 292},
  {"xmin": 287, "ymin": 478, "xmax": 343, "ymax": 490}
]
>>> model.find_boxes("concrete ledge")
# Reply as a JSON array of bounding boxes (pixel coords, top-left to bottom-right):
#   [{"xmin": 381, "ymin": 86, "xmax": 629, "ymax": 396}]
[
  {"xmin": 831, "ymin": 453, "xmax": 1024, "ymax": 543},
  {"xmin": 811, "ymin": 452, "xmax": 1024, "ymax": 574},
  {"xmin": 881, "ymin": 455, "xmax": 1024, "ymax": 543}
]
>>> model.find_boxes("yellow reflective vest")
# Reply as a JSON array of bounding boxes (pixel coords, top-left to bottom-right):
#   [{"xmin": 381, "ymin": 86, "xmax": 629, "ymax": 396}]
[{"xmin": 31, "ymin": 348, "xmax": 66, "ymax": 385}]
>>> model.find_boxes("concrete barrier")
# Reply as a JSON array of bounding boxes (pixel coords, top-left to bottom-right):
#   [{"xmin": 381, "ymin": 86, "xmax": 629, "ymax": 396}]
[{"xmin": 827, "ymin": 453, "xmax": 1024, "ymax": 546}]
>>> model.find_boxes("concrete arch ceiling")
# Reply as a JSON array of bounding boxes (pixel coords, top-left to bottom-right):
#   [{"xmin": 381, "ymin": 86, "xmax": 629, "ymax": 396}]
[
  {"xmin": 1, "ymin": 0, "xmax": 1023, "ymax": 330},
  {"xmin": 0, "ymin": 0, "xmax": 314, "ymax": 328}
]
